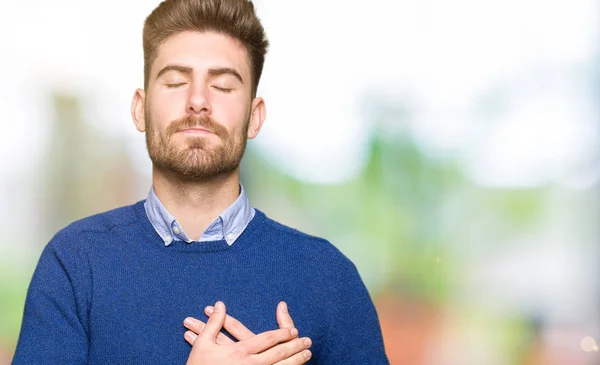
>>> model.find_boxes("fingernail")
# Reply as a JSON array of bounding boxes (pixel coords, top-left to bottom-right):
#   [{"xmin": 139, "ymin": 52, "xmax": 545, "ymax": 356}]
[
  {"xmin": 215, "ymin": 301, "xmax": 224, "ymax": 312},
  {"xmin": 205, "ymin": 306, "xmax": 214, "ymax": 315},
  {"xmin": 290, "ymin": 328, "xmax": 298, "ymax": 336},
  {"xmin": 184, "ymin": 318, "xmax": 193, "ymax": 326},
  {"xmin": 184, "ymin": 331, "xmax": 193, "ymax": 341},
  {"xmin": 304, "ymin": 337, "xmax": 312, "ymax": 347},
  {"xmin": 279, "ymin": 302, "xmax": 288, "ymax": 313},
  {"xmin": 303, "ymin": 350, "xmax": 312, "ymax": 360}
]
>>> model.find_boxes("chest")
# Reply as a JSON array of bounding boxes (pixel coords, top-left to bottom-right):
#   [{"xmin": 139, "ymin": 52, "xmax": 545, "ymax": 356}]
[{"xmin": 85, "ymin": 254, "xmax": 325, "ymax": 364}]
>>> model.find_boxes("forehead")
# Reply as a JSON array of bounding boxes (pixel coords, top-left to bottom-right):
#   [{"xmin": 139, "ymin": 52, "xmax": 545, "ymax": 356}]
[{"xmin": 152, "ymin": 31, "xmax": 250, "ymax": 78}]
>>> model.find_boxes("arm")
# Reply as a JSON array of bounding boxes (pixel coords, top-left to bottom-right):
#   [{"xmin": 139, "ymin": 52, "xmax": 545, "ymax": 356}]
[
  {"xmin": 12, "ymin": 240, "xmax": 89, "ymax": 364},
  {"xmin": 319, "ymin": 259, "xmax": 390, "ymax": 365}
]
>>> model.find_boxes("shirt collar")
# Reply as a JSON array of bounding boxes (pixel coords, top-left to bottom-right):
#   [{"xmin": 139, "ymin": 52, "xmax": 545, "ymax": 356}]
[{"xmin": 144, "ymin": 184, "xmax": 255, "ymax": 247}]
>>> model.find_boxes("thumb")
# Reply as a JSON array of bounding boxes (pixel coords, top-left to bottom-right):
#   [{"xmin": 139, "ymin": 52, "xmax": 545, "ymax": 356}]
[{"xmin": 199, "ymin": 301, "xmax": 226, "ymax": 342}]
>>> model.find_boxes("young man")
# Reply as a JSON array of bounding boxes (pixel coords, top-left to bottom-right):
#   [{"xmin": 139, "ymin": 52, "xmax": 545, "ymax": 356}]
[{"xmin": 12, "ymin": 0, "xmax": 389, "ymax": 364}]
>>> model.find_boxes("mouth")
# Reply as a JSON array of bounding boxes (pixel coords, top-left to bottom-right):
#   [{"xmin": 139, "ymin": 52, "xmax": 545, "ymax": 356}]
[{"xmin": 178, "ymin": 127, "xmax": 212, "ymax": 135}]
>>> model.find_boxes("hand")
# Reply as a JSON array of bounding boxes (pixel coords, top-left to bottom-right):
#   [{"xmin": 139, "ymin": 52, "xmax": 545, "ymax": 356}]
[
  {"xmin": 184, "ymin": 301, "xmax": 312, "ymax": 365},
  {"xmin": 200, "ymin": 301, "xmax": 298, "ymax": 342},
  {"xmin": 197, "ymin": 301, "xmax": 311, "ymax": 365}
]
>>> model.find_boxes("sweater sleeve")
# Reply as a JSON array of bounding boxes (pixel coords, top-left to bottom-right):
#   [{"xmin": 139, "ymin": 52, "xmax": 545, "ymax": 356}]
[
  {"xmin": 317, "ymin": 257, "xmax": 390, "ymax": 365},
  {"xmin": 12, "ymin": 236, "xmax": 90, "ymax": 365}
]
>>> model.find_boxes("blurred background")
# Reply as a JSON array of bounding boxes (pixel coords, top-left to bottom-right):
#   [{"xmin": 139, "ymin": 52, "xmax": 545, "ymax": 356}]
[{"xmin": 1, "ymin": 0, "xmax": 599, "ymax": 364}]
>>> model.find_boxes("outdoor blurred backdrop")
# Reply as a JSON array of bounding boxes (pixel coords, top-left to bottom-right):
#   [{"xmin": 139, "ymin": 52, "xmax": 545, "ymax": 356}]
[{"xmin": 1, "ymin": 0, "xmax": 600, "ymax": 364}]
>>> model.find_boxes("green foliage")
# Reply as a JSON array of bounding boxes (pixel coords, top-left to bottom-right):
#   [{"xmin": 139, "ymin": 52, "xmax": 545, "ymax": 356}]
[
  {"xmin": 243, "ymin": 133, "xmax": 462, "ymax": 302},
  {"xmin": 0, "ymin": 252, "xmax": 35, "ymax": 351},
  {"xmin": 243, "ymin": 125, "xmax": 547, "ymax": 305}
]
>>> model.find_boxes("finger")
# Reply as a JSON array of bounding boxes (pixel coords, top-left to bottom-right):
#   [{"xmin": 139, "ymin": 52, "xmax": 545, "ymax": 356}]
[
  {"xmin": 183, "ymin": 317, "xmax": 205, "ymax": 335},
  {"xmin": 205, "ymin": 306, "xmax": 255, "ymax": 341},
  {"xmin": 254, "ymin": 337, "xmax": 312, "ymax": 364},
  {"xmin": 183, "ymin": 316, "xmax": 234, "ymax": 345},
  {"xmin": 276, "ymin": 302, "xmax": 295, "ymax": 329},
  {"xmin": 240, "ymin": 327, "xmax": 299, "ymax": 354},
  {"xmin": 198, "ymin": 301, "xmax": 226, "ymax": 342},
  {"xmin": 184, "ymin": 330, "xmax": 198, "ymax": 345},
  {"xmin": 274, "ymin": 349, "xmax": 312, "ymax": 365}
]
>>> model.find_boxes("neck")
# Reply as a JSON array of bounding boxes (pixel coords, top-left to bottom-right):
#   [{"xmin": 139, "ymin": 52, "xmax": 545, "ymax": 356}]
[{"xmin": 151, "ymin": 167, "xmax": 241, "ymax": 240}]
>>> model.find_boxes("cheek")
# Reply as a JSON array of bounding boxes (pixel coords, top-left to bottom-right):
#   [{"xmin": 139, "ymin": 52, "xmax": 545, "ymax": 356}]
[
  {"xmin": 148, "ymin": 96, "xmax": 184, "ymax": 132},
  {"xmin": 213, "ymin": 97, "xmax": 251, "ymax": 132}
]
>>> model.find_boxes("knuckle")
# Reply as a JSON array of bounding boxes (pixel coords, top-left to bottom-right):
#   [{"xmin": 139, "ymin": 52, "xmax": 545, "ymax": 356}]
[
  {"xmin": 286, "ymin": 339, "xmax": 303, "ymax": 354},
  {"xmin": 265, "ymin": 332, "xmax": 277, "ymax": 344},
  {"xmin": 275, "ymin": 328, "xmax": 289, "ymax": 339},
  {"xmin": 274, "ymin": 348, "xmax": 286, "ymax": 360},
  {"xmin": 294, "ymin": 338, "xmax": 306, "ymax": 349}
]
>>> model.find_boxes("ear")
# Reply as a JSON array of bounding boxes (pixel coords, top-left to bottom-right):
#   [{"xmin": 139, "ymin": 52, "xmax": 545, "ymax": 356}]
[
  {"xmin": 247, "ymin": 97, "xmax": 266, "ymax": 140},
  {"xmin": 131, "ymin": 88, "xmax": 146, "ymax": 132}
]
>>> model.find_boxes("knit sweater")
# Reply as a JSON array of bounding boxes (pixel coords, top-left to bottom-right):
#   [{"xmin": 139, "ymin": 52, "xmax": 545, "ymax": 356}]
[{"xmin": 12, "ymin": 201, "xmax": 389, "ymax": 364}]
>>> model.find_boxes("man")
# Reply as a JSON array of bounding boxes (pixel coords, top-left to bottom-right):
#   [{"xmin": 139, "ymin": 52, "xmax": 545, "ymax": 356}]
[{"xmin": 12, "ymin": 0, "xmax": 389, "ymax": 364}]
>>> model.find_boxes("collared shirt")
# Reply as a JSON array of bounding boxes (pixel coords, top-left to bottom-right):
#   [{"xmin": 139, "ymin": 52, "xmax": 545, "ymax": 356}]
[{"xmin": 144, "ymin": 184, "xmax": 255, "ymax": 247}]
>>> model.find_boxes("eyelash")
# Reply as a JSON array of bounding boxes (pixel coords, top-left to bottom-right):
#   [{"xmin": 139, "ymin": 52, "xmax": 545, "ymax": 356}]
[
  {"xmin": 213, "ymin": 86, "xmax": 233, "ymax": 93},
  {"xmin": 165, "ymin": 84, "xmax": 232, "ymax": 93}
]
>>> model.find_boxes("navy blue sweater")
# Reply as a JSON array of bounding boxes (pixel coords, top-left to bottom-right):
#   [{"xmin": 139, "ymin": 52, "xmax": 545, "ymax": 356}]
[{"xmin": 12, "ymin": 201, "xmax": 389, "ymax": 364}]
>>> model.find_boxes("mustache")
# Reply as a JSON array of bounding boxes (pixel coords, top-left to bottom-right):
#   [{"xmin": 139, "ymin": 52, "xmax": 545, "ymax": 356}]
[{"xmin": 165, "ymin": 115, "xmax": 228, "ymax": 138}]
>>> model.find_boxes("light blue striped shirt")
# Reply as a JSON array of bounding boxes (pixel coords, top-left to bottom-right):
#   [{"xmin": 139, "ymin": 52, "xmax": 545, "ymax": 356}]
[{"xmin": 144, "ymin": 184, "xmax": 255, "ymax": 247}]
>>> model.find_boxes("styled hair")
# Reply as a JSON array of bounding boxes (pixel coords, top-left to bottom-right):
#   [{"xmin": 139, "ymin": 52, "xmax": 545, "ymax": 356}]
[{"xmin": 143, "ymin": 0, "xmax": 269, "ymax": 97}]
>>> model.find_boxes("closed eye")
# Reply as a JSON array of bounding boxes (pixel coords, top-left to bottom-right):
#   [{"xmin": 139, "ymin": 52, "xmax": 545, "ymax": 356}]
[
  {"xmin": 166, "ymin": 83, "xmax": 187, "ymax": 88},
  {"xmin": 213, "ymin": 86, "xmax": 233, "ymax": 93}
]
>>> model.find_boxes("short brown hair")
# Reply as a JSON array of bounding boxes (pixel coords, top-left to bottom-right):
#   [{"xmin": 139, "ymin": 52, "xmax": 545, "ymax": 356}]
[{"xmin": 143, "ymin": 0, "xmax": 269, "ymax": 97}]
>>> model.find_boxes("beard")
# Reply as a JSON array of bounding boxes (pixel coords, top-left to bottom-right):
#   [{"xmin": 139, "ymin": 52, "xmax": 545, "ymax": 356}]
[{"xmin": 145, "ymin": 110, "xmax": 249, "ymax": 180}]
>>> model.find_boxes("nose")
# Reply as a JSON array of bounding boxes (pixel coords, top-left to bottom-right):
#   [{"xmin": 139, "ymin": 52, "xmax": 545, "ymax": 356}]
[{"xmin": 186, "ymin": 83, "xmax": 211, "ymax": 116}]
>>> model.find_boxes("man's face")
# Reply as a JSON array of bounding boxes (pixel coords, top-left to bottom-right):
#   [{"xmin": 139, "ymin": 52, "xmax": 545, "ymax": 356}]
[{"xmin": 142, "ymin": 31, "xmax": 256, "ymax": 180}]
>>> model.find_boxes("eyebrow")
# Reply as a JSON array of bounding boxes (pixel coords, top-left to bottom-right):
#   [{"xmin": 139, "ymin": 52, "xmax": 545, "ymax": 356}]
[
  {"xmin": 207, "ymin": 67, "xmax": 244, "ymax": 84},
  {"xmin": 156, "ymin": 64, "xmax": 244, "ymax": 84},
  {"xmin": 156, "ymin": 64, "xmax": 193, "ymax": 80}
]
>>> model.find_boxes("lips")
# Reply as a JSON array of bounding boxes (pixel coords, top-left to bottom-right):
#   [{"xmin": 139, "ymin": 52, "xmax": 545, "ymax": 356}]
[{"xmin": 179, "ymin": 127, "xmax": 212, "ymax": 134}]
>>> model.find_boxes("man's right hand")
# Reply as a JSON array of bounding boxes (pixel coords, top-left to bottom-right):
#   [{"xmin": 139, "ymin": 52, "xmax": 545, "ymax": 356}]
[{"xmin": 184, "ymin": 301, "xmax": 312, "ymax": 365}]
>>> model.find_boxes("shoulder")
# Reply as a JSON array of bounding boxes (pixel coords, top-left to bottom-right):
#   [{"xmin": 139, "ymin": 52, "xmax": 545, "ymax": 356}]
[
  {"xmin": 262, "ymin": 215, "xmax": 335, "ymax": 250},
  {"xmin": 48, "ymin": 201, "xmax": 142, "ymax": 250},
  {"xmin": 258, "ymin": 212, "xmax": 356, "ymax": 269}
]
